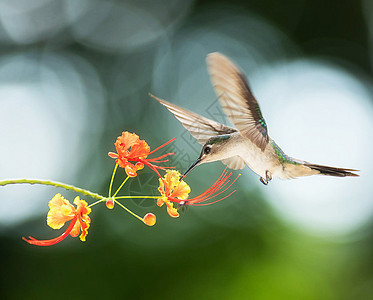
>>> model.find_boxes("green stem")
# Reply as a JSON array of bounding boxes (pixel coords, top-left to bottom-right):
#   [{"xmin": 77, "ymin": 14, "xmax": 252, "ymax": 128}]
[
  {"xmin": 114, "ymin": 196, "xmax": 159, "ymax": 199},
  {"xmin": 88, "ymin": 198, "xmax": 107, "ymax": 208},
  {"xmin": 108, "ymin": 164, "xmax": 118, "ymax": 197},
  {"xmin": 112, "ymin": 176, "xmax": 129, "ymax": 198},
  {"xmin": 0, "ymin": 179, "xmax": 104, "ymax": 200},
  {"xmin": 114, "ymin": 200, "xmax": 144, "ymax": 222}
]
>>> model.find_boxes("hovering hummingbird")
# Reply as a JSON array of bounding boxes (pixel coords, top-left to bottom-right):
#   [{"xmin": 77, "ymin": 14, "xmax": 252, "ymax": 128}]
[{"xmin": 150, "ymin": 52, "xmax": 359, "ymax": 185}]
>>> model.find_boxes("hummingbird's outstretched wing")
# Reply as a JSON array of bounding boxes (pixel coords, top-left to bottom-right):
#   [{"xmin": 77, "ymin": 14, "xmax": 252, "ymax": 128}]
[
  {"xmin": 150, "ymin": 93, "xmax": 246, "ymax": 170},
  {"xmin": 207, "ymin": 52, "xmax": 269, "ymax": 151},
  {"xmin": 150, "ymin": 93, "xmax": 237, "ymax": 145}
]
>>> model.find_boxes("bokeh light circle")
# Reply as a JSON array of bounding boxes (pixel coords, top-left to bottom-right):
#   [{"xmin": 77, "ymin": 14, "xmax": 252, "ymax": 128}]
[{"xmin": 0, "ymin": 52, "xmax": 105, "ymax": 225}]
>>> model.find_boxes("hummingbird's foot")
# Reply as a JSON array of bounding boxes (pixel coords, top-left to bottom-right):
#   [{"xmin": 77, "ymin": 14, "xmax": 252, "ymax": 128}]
[
  {"xmin": 266, "ymin": 170, "xmax": 272, "ymax": 182},
  {"xmin": 260, "ymin": 171, "xmax": 272, "ymax": 185},
  {"xmin": 260, "ymin": 177, "xmax": 268, "ymax": 185}
]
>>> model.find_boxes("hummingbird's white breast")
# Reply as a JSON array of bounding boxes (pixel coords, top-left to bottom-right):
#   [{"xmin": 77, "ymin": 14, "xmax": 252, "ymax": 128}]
[{"xmin": 233, "ymin": 135, "xmax": 281, "ymax": 179}]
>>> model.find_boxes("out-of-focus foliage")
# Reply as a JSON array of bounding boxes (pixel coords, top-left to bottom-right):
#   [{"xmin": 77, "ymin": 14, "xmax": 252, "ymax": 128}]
[{"xmin": 0, "ymin": 0, "xmax": 373, "ymax": 299}]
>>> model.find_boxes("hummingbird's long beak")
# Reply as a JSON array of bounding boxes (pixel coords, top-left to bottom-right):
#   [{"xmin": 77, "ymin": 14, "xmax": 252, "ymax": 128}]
[{"xmin": 183, "ymin": 158, "xmax": 201, "ymax": 177}]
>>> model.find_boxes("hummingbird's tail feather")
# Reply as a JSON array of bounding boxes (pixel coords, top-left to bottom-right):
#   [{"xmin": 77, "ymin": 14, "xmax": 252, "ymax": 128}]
[
  {"xmin": 280, "ymin": 161, "xmax": 359, "ymax": 179},
  {"xmin": 303, "ymin": 163, "xmax": 359, "ymax": 177}
]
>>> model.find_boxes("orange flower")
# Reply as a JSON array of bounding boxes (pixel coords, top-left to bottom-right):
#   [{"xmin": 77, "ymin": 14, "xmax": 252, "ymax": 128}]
[
  {"xmin": 23, "ymin": 194, "xmax": 91, "ymax": 246},
  {"xmin": 157, "ymin": 170, "xmax": 191, "ymax": 218},
  {"xmin": 158, "ymin": 168, "xmax": 240, "ymax": 216},
  {"xmin": 108, "ymin": 131, "xmax": 175, "ymax": 178}
]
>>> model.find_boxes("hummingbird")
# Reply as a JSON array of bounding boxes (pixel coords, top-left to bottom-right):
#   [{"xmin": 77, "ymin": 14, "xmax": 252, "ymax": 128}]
[{"xmin": 150, "ymin": 52, "xmax": 359, "ymax": 185}]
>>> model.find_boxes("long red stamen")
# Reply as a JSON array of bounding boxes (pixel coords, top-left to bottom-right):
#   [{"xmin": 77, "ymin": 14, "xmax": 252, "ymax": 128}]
[
  {"xmin": 22, "ymin": 215, "xmax": 79, "ymax": 246},
  {"xmin": 193, "ymin": 173, "xmax": 238, "ymax": 205},
  {"xmin": 148, "ymin": 138, "xmax": 176, "ymax": 155},
  {"xmin": 187, "ymin": 169, "xmax": 230, "ymax": 201},
  {"xmin": 168, "ymin": 168, "xmax": 240, "ymax": 206},
  {"xmin": 146, "ymin": 152, "xmax": 175, "ymax": 162},
  {"xmin": 192, "ymin": 190, "xmax": 237, "ymax": 206},
  {"xmin": 132, "ymin": 158, "xmax": 174, "ymax": 183},
  {"xmin": 138, "ymin": 159, "xmax": 164, "ymax": 179},
  {"xmin": 148, "ymin": 159, "xmax": 170, "ymax": 163},
  {"xmin": 190, "ymin": 175, "xmax": 231, "ymax": 203}
]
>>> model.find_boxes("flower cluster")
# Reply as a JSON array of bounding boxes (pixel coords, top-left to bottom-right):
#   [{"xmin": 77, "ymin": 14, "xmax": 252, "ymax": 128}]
[{"xmin": 19, "ymin": 131, "xmax": 239, "ymax": 247}]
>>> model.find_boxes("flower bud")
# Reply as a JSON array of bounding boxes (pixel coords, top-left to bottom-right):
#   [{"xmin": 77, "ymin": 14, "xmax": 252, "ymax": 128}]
[
  {"xmin": 106, "ymin": 198, "xmax": 115, "ymax": 209},
  {"xmin": 143, "ymin": 213, "xmax": 156, "ymax": 226},
  {"xmin": 125, "ymin": 165, "xmax": 137, "ymax": 177},
  {"xmin": 136, "ymin": 162, "xmax": 144, "ymax": 170}
]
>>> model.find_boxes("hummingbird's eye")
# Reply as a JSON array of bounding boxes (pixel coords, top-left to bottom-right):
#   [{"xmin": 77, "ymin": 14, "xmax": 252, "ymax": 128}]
[{"xmin": 204, "ymin": 146, "xmax": 211, "ymax": 155}]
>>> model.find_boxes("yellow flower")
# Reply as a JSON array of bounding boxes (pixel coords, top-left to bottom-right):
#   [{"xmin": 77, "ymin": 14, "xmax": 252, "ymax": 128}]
[
  {"xmin": 157, "ymin": 170, "xmax": 191, "ymax": 218},
  {"xmin": 23, "ymin": 194, "xmax": 91, "ymax": 246}
]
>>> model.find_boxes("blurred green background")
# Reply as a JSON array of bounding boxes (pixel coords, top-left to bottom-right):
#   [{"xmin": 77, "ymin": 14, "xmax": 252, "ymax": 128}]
[{"xmin": 1, "ymin": 0, "xmax": 373, "ymax": 299}]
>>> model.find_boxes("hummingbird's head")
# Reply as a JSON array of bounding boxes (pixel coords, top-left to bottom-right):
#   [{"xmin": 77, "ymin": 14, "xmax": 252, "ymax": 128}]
[{"xmin": 183, "ymin": 134, "xmax": 231, "ymax": 177}]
